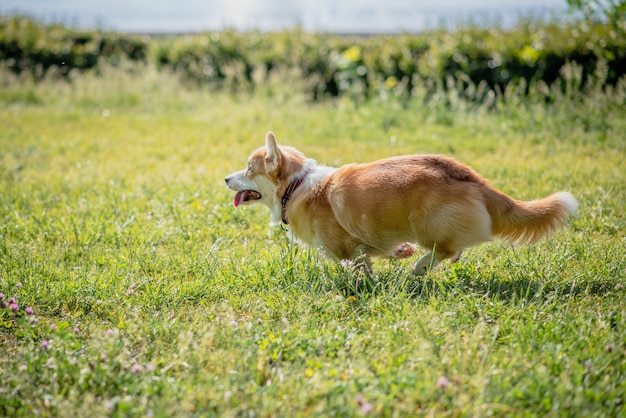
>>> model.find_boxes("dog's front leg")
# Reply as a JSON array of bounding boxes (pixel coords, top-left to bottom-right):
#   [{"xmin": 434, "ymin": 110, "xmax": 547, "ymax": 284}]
[{"xmin": 351, "ymin": 245, "xmax": 374, "ymax": 278}]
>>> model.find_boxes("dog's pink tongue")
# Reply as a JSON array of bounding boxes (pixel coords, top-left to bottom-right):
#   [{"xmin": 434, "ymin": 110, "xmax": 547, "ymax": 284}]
[{"xmin": 233, "ymin": 191, "xmax": 246, "ymax": 207}]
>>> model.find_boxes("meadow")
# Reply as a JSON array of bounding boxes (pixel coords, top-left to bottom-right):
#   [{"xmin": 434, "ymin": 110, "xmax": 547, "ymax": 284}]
[{"xmin": 0, "ymin": 60, "xmax": 625, "ymax": 417}]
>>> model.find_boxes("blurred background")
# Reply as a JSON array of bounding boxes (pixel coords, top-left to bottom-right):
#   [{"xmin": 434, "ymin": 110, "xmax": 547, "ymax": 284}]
[
  {"xmin": 0, "ymin": 1, "xmax": 623, "ymax": 102},
  {"xmin": 2, "ymin": 0, "xmax": 568, "ymax": 33}
]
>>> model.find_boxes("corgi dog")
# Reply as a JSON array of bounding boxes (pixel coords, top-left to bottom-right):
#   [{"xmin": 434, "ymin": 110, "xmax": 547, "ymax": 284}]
[{"xmin": 225, "ymin": 132, "xmax": 577, "ymax": 275}]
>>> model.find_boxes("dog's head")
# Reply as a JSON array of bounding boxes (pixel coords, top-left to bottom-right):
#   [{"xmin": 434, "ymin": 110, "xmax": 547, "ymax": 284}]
[{"xmin": 225, "ymin": 131, "xmax": 307, "ymax": 224}]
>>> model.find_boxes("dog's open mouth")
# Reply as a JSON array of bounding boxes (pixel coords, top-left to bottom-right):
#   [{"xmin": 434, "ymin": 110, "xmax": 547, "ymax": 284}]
[{"xmin": 233, "ymin": 190, "xmax": 262, "ymax": 207}]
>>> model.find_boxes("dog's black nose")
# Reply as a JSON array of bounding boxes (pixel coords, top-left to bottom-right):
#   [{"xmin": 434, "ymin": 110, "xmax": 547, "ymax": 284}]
[{"xmin": 224, "ymin": 176, "xmax": 230, "ymax": 184}]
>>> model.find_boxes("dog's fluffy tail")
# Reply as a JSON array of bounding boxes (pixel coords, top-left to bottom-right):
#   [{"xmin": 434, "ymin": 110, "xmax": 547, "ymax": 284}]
[{"xmin": 486, "ymin": 188, "xmax": 578, "ymax": 245}]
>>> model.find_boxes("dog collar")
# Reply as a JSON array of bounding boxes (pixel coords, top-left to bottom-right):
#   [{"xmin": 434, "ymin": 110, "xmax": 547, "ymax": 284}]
[{"xmin": 281, "ymin": 168, "xmax": 311, "ymax": 225}]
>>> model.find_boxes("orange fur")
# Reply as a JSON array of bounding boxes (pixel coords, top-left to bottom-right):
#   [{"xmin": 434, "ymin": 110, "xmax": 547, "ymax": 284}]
[{"xmin": 225, "ymin": 132, "xmax": 578, "ymax": 275}]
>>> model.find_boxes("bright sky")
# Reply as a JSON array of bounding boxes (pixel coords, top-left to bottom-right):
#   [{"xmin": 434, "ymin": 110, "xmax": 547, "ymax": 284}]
[{"xmin": 1, "ymin": 0, "xmax": 570, "ymax": 33}]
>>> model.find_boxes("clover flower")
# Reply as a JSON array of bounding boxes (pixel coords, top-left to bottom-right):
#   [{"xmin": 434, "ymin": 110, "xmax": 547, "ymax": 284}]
[
  {"xmin": 436, "ymin": 376, "xmax": 450, "ymax": 389},
  {"xmin": 126, "ymin": 284, "xmax": 136, "ymax": 295},
  {"xmin": 355, "ymin": 394, "xmax": 374, "ymax": 415}
]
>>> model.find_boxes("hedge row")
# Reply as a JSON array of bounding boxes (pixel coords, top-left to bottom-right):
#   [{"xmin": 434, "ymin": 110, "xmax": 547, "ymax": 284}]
[
  {"xmin": 0, "ymin": 16, "xmax": 146, "ymax": 77},
  {"xmin": 154, "ymin": 23, "xmax": 626, "ymax": 99},
  {"xmin": 2, "ymin": 16, "xmax": 625, "ymax": 99}
]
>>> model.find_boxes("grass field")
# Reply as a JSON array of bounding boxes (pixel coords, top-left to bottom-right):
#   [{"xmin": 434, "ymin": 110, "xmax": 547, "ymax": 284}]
[{"xmin": 1, "ymin": 64, "xmax": 625, "ymax": 417}]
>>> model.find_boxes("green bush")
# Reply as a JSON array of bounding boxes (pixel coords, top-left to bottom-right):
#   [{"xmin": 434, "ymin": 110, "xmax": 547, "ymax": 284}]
[
  {"xmin": 0, "ymin": 16, "xmax": 147, "ymax": 78},
  {"xmin": 2, "ymin": 15, "xmax": 625, "ymax": 100},
  {"xmin": 151, "ymin": 22, "xmax": 626, "ymax": 100}
]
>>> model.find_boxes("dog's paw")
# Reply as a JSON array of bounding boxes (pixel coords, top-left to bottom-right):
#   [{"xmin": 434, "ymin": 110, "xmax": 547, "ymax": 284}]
[
  {"xmin": 412, "ymin": 264, "xmax": 429, "ymax": 276},
  {"xmin": 391, "ymin": 242, "xmax": 416, "ymax": 259}
]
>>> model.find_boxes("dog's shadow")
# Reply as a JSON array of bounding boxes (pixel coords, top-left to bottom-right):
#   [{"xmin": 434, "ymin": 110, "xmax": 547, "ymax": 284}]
[
  {"xmin": 328, "ymin": 257, "xmax": 621, "ymax": 308},
  {"xmin": 419, "ymin": 266, "xmax": 615, "ymax": 301},
  {"xmin": 280, "ymin": 241, "xmax": 622, "ymax": 308}
]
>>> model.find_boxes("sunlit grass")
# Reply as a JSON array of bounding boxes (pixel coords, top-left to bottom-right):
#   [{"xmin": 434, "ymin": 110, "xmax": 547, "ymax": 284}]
[{"xmin": 0, "ymin": 65, "xmax": 624, "ymax": 417}]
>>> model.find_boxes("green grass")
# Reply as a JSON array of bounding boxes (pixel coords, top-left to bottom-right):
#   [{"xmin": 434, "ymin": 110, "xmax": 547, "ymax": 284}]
[{"xmin": 0, "ymin": 64, "xmax": 625, "ymax": 417}]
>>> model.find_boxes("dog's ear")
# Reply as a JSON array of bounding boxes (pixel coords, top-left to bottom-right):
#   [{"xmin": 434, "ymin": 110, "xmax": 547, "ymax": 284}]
[{"xmin": 265, "ymin": 131, "xmax": 281, "ymax": 171}]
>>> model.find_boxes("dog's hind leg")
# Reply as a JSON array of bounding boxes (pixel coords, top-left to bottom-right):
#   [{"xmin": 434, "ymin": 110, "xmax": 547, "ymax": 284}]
[
  {"xmin": 411, "ymin": 246, "xmax": 462, "ymax": 276},
  {"xmin": 391, "ymin": 242, "xmax": 417, "ymax": 259},
  {"xmin": 412, "ymin": 251, "xmax": 436, "ymax": 276}
]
